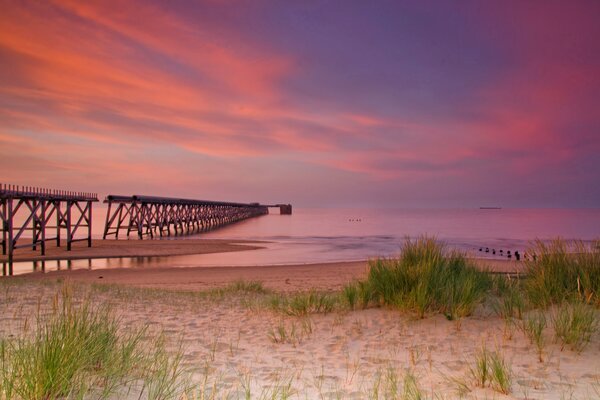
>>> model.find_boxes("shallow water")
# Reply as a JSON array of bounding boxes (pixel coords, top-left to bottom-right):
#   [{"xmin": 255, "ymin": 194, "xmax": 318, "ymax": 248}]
[{"xmin": 6, "ymin": 207, "xmax": 600, "ymax": 275}]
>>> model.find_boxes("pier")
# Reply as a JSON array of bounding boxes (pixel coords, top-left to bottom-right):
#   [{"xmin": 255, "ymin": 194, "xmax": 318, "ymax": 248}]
[
  {"xmin": 1, "ymin": 184, "xmax": 98, "ymax": 274},
  {"xmin": 1, "ymin": 185, "xmax": 291, "ymax": 275},
  {"xmin": 103, "ymin": 195, "xmax": 290, "ymax": 239}
]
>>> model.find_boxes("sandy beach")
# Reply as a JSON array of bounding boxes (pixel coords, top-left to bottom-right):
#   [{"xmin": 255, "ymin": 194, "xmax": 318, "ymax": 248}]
[
  {"xmin": 1, "ymin": 276, "xmax": 598, "ymax": 399},
  {"xmin": 2, "ymin": 243, "xmax": 598, "ymax": 399}
]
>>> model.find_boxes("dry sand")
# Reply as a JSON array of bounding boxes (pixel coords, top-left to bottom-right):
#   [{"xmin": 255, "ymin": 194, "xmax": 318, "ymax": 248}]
[
  {"xmin": 3, "ymin": 243, "xmax": 596, "ymax": 399},
  {"xmin": 1, "ymin": 280, "xmax": 598, "ymax": 399}
]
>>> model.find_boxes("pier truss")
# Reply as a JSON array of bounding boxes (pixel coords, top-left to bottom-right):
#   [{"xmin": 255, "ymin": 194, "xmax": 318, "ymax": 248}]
[
  {"xmin": 0, "ymin": 184, "xmax": 98, "ymax": 271},
  {"xmin": 103, "ymin": 195, "xmax": 273, "ymax": 239}
]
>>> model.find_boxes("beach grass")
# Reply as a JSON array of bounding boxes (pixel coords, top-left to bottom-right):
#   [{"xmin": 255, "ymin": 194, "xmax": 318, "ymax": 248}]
[
  {"xmin": 521, "ymin": 311, "xmax": 547, "ymax": 362},
  {"xmin": 524, "ymin": 239, "xmax": 600, "ymax": 307},
  {"xmin": 551, "ymin": 300, "xmax": 598, "ymax": 352},
  {"xmin": 468, "ymin": 345, "xmax": 512, "ymax": 395},
  {"xmin": 492, "ymin": 275, "xmax": 526, "ymax": 338},
  {"xmin": 268, "ymin": 290, "xmax": 337, "ymax": 316},
  {"xmin": 0, "ymin": 284, "xmax": 189, "ymax": 400},
  {"xmin": 489, "ymin": 350, "xmax": 512, "ymax": 395},
  {"xmin": 492, "ymin": 275, "xmax": 526, "ymax": 320},
  {"xmin": 357, "ymin": 236, "xmax": 491, "ymax": 320},
  {"xmin": 342, "ymin": 281, "xmax": 359, "ymax": 310},
  {"xmin": 3, "ymin": 236, "xmax": 600, "ymax": 399},
  {"xmin": 91, "ymin": 279, "xmax": 270, "ymax": 303},
  {"xmin": 1, "ymin": 271, "xmax": 599, "ymax": 399}
]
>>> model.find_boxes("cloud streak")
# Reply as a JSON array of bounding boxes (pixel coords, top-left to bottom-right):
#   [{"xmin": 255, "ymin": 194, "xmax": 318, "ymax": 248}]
[{"xmin": 1, "ymin": 0, "xmax": 598, "ymax": 206}]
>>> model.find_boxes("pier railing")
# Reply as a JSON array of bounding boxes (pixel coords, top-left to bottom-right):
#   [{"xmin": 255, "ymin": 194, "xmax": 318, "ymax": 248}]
[
  {"xmin": 1, "ymin": 183, "xmax": 98, "ymax": 274},
  {"xmin": 103, "ymin": 194, "xmax": 271, "ymax": 239}
]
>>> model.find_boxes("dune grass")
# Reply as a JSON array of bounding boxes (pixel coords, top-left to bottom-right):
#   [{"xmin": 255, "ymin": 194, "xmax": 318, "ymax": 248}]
[
  {"xmin": 0, "ymin": 284, "xmax": 189, "ymax": 400},
  {"xmin": 268, "ymin": 290, "xmax": 337, "ymax": 316},
  {"xmin": 491, "ymin": 275, "xmax": 526, "ymax": 338},
  {"xmin": 91, "ymin": 279, "xmax": 269, "ymax": 303},
  {"xmin": 469, "ymin": 345, "xmax": 512, "ymax": 395},
  {"xmin": 524, "ymin": 239, "xmax": 600, "ymax": 307},
  {"xmin": 552, "ymin": 300, "xmax": 598, "ymax": 352},
  {"xmin": 521, "ymin": 311, "xmax": 547, "ymax": 362},
  {"xmin": 349, "ymin": 236, "xmax": 491, "ymax": 320}
]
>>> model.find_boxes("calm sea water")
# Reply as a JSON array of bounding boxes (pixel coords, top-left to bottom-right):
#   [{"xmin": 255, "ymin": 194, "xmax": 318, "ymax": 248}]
[
  {"xmin": 7, "ymin": 207, "xmax": 599, "ymax": 275},
  {"xmin": 192, "ymin": 207, "xmax": 600, "ymax": 265}
]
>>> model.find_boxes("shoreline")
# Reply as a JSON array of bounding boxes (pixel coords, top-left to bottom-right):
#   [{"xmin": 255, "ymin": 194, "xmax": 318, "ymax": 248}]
[
  {"xmin": 0, "ymin": 238, "xmax": 266, "ymax": 262},
  {"xmin": 9, "ymin": 258, "xmax": 526, "ymax": 292}
]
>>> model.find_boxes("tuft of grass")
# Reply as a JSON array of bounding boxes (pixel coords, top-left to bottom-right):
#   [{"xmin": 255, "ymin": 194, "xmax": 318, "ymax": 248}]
[
  {"xmin": 357, "ymin": 280, "xmax": 373, "ymax": 308},
  {"xmin": 402, "ymin": 369, "xmax": 423, "ymax": 400},
  {"xmin": 524, "ymin": 239, "xmax": 600, "ymax": 307},
  {"xmin": 492, "ymin": 275, "xmax": 526, "ymax": 339},
  {"xmin": 521, "ymin": 312, "xmax": 547, "ymax": 362},
  {"xmin": 144, "ymin": 338, "xmax": 190, "ymax": 400},
  {"xmin": 91, "ymin": 279, "xmax": 270, "ymax": 305},
  {"xmin": 359, "ymin": 236, "xmax": 491, "ymax": 320},
  {"xmin": 489, "ymin": 351, "xmax": 512, "ymax": 395},
  {"xmin": 470, "ymin": 345, "xmax": 490, "ymax": 388},
  {"xmin": 0, "ymin": 284, "xmax": 189, "ymax": 400},
  {"xmin": 385, "ymin": 366, "xmax": 400, "ymax": 399},
  {"xmin": 342, "ymin": 282, "xmax": 359, "ymax": 310},
  {"xmin": 268, "ymin": 320, "xmax": 300, "ymax": 345},
  {"xmin": 268, "ymin": 291, "xmax": 337, "ymax": 316},
  {"xmin": 469, "ymin": 345, "xmax": 512, "ymax": 395},
  {"xmin": 221, "ymin": 280, "xmax": 268, "ymax": 294},
  {"xmin": 492, "ymin": 275, "xmax": 526, "ymax": 320},
  {"xmin": 552, "ymin": 301, "xmax": 598, "ymax": 352}
]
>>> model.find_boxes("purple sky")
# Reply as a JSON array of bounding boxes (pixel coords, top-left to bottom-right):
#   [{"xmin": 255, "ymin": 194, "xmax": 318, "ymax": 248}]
[{"xmin": 1, "ymin": 1, "xmax": 599, "ymax": 207}]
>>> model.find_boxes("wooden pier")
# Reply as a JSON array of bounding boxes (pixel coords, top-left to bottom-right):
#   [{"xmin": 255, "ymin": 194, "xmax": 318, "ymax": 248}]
[
  {"xmin": 1, "ymin": 185, "xmax": 291, "ymax": 275},
  {"xmin": 1, "ymin": 184, "xmax": 98, "ymax": 274},
  {"xmin": 103, "ymin": 195, "xmax": 287, "ymax": 239}
]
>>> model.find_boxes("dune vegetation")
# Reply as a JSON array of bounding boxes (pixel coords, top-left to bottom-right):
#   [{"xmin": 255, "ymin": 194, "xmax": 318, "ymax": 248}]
[{"xmin": 0, "ymin": 236, "xmax": 598, "ymax": 399}]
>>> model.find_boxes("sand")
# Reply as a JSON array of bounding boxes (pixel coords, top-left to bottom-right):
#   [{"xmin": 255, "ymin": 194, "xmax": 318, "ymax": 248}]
[
  {"xmin": 1, "ymin": 280, "xmax": 598, "ymax": 399},
  {"xmin": 3, "ymin": 243, "xmax": 596, "ymax": 399},
  {"xmin": 0, "ymin": 238, "xmax": 265, "ymax": 262},
  {"xmin": 9, "ymin": 258, "xmax": 525, "ymax": 293}
]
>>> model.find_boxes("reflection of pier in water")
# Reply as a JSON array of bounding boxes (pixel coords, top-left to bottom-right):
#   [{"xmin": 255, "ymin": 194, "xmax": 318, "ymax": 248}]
[{"xmin": 7, "ymin": 256, "xmax": 167, "ymax": 276}]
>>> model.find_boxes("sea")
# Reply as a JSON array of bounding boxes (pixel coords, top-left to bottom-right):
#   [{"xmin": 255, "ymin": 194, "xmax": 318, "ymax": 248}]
[{"xmin": 6, "ymin": 207, "xmax": 600, "ymax": 275}]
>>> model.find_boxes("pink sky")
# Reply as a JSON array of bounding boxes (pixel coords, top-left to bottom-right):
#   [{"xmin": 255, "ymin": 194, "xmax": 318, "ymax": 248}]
[{"xmin": 1, "ymin": 1, "xmax": 599, "ymax": 207}]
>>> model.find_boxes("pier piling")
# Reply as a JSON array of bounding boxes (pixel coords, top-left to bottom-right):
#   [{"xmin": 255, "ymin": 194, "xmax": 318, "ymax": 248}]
[{"xmin": 0, "ymin": 183, "xmax": 98, "ymax": 274}]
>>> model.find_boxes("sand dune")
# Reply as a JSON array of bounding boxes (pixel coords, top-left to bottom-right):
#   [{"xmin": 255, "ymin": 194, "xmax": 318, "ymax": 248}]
[{"xmin": 1, "ymin": 280, "xmax": 598, "ymax": 399}]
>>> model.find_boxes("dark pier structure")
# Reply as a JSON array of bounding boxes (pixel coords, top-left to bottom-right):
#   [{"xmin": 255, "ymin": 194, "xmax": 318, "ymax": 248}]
[
  {"xmin": 1, "ymin": 184, "xmax": 98, "ymax": 273},
  {"xmin": 103, "ymin": 194, "xmax": 291, "ymax": 239}
]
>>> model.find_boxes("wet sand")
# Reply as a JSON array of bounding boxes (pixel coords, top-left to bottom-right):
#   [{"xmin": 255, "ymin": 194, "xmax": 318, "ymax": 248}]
[{"xmin": 0, "ymin": 238, "xmax": 265, "ymax": 262}]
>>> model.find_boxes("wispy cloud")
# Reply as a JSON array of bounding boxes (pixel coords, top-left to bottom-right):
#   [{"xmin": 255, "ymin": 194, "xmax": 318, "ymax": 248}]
[{"xmin": 1, "ymin": 1, "xmax": 598, "ymax": 206}]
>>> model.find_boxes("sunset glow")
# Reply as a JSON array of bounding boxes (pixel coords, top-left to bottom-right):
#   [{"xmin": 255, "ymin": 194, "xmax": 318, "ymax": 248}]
[{"xmin": 1, "ymin": 1, "xmax": 599, "ymax": 207}]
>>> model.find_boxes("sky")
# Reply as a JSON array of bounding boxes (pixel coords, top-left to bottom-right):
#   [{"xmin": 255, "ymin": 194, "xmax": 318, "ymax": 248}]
[{"xmin": 1, "ymin": 0, "xmax": 599, "ymax": 208}]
